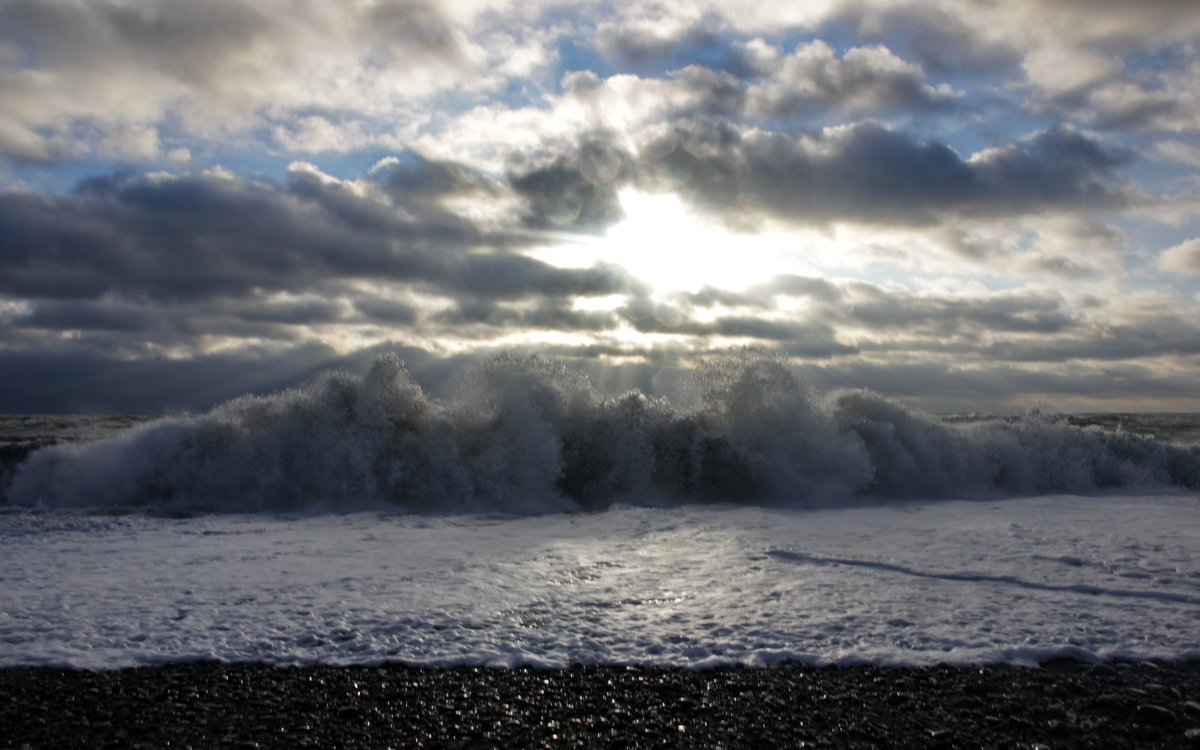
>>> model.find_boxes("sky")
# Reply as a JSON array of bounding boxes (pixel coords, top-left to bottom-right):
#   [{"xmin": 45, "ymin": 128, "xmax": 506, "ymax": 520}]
[{"xmin": 2, "ymin": 0, "xmax": 1200, "ymax": 413}]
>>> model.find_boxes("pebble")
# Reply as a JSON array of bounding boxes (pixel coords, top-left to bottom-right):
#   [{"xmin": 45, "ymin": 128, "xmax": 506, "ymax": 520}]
[
  {"xmin": 1135, "ymin": 703, "xmax": 1178, "ymax": 726},
  {"xmin": 0, "ymin": 659, "xmax": 1197, "ymax": 749}
]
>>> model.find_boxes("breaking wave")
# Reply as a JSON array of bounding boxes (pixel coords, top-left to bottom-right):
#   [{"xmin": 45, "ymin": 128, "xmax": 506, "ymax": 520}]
[{"xmin": 5, "ymin": 353, "xmax": 1199, "ymax": 513}]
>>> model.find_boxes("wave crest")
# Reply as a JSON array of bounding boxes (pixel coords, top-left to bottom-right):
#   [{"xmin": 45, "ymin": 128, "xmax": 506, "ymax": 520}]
[{"xmin": 6, "ymin": 353, "xmax": 1199, "ymax": 512}]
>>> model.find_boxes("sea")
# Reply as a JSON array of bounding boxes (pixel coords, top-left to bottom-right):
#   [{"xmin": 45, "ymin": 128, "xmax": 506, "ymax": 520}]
[{"xmin": 2, "ymin": 354, "xmax": 1198, "ymax": 670}]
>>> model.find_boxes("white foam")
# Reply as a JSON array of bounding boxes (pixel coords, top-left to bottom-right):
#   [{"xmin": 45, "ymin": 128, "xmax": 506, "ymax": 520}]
[
  {"xmin": 3, "ymin": 493, "xmax": 1198, "ymax": 669},
  {"xmin": 6, "ymin": 354, "xmax": 1199, "ymax": 512}
]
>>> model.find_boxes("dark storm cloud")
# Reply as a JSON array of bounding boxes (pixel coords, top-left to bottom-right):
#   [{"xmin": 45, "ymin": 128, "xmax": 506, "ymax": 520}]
[
  {"xmin": 798, "ymin": 358, "xmax": 1200, "ymax": 411},
  {"xmin": 639, "ymin": 121, "xmax": 1132, "ymax": 227},
  {"xmin": 9, "ymin": 296, "xmax": 347, "ymax": 347},
  {"xmin": 749, "ymin": 275, "xmax": 844, "ymax": 304},
  {"xmin": 14, "ymin": 299, "xmax": 158, "ymax": 333},
  {"xmin": 361, "ymin": 0, "xmax": 464, "ymax": 62},
  {"xmin": 613, "ymin": 293, "xmax": 857, "ymax": 357},
  {"xmin": 0, "ymin": 325, "xmax": 1191, "ymax": 415},
  {"xmin": 431, "ymin": 299, "xmax": 617, "ymax": 335},
  {"xmin": 632, "ymin": 276, "xmax": 840, "ymax": 313},
  {"xmin": 602, "ymin": 279, "xmax": 1078, "ymax": 354},
  {"xmin": 0, "ymin": 155, "xmax": 649, "ymax": 373},
  {"xmin": 1017, "ymin": 254, "xmax": 1105, "ymax": 280},
  {"xmin": 834, "ymin": 285, "xmax": 1077, "ymax": 336},
  {"xmin": 593, "ymin": 19, "xmax": 726, "ymax": 69},
  {"xmin": 234, "ymin": 297, "xmax": 351, "ymax": 325},
  {"xmin": 444, "ymin": 256, "xmax": 632, "ymax": 301},
  {"xmin": 745, "ymin": 40, "xmax": 958, "ymax": 118},
  {"xmin": 0, "ymin": 340, "xmax": 349, "ymax": 413},
  {"xmin": 980, "ymin": 321, "xmax": 1200, "ymax": 363},
  {"xmin": 0, "ymin": 158, "xmax": 637, "ymax": 306},
  {"xmin": 366, "ymin": 155, "xmax": 504, "ymax": 212},
  {"xmin": 353, "ymin": 296, "xmax": 419, "ymax": 325},
  {"xmin": 568, "ymin": 37, "xmax": 961, "ymax": 129},
  {"xmin": 674, "ymin": 279, "xmax": 1077, "ymax": 347},
  {"xmin": 0, "ymin": 171, "xmax": 412, "ymax": 301},
  {"xmin": 828, "ymin": 306, "xmax": 1200, "ymax": 368},
  {"xmin": 509, "ymin": 149, "xmax": 628, "ymax": 232},
  {"xmin": 666, "ymin": 66, "xmax": 748, "ymax": 118},
  {"xmin": 716, "ymin": 318, "xmax": 858, "ymax": 358},
  {"xmin": 678, "ymin": 286, "xmax": 765, "ymax": 309},
  {"xmin": 1091, "ymin": 96, "xmax": 1185, "ymax": 132},
  {"xmin": 2, "ymin": 0, "xmax": 267, "ymax": 86},
  {"xmin": 968, "ymin": 126, "xmax": 1133, "ymax": 209},
  {"xmin": 830, "ymin": 4, "xmax": 1021, "ymax": 75}
]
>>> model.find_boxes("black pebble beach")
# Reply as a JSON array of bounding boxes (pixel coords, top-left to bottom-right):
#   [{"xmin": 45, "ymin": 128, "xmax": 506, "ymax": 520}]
[{"xmin": 3, "ymin": 659, "xmax": 1200, "ymax": 748}]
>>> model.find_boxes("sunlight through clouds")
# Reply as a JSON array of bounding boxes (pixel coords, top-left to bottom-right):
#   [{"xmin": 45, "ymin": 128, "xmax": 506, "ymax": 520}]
[
  {"xmin": 534, "ymin": 190, "xmax": 809, "ymax": 294},
  {"xmin": 1, "ymin": 0, "xmax": 1200, "ymax": 411}
]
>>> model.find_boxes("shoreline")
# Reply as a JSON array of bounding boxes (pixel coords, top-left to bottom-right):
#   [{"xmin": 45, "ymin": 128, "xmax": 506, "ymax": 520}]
[{"xmin": 3, "ymin": 659, "xmax": 1199, "ymax": 748}]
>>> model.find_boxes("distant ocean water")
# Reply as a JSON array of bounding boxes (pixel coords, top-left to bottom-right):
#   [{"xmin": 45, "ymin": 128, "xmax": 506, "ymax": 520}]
[{"xmin": 2, "ymin": 354, "xmax": 1198, "ymax": 669}]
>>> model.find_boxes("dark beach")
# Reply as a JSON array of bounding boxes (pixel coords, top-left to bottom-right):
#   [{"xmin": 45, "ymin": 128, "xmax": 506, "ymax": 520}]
[{"xmin": 3, "ymin": 659, "xmax": 1199, "ymax": 749}]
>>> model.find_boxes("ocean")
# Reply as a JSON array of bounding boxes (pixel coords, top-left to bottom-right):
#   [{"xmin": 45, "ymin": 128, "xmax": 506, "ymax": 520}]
[{"xmin": 2, "ymin": 354, "xmax": 1198, "ymax": 670}]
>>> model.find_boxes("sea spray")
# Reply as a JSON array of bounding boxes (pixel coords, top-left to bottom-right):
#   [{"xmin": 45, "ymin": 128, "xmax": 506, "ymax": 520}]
[{"xmin": 5, "ymin": 351, "xmax": 1199, "ymax": 512}]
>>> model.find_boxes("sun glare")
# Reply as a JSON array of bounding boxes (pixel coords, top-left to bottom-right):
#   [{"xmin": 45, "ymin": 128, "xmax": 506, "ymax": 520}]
[{"xmin": 534, "ymin": 190, "xmax": 799, "ymax": 294}]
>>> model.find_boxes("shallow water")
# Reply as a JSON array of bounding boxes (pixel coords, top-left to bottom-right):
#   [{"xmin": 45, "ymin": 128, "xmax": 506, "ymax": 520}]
[
  {"xmin": 3, "ymin": 494, "xmax": 1198, "ymax": 669},
  {"xmin": 2, "ymin": 355, "xmax": 1197, "ymax": 669}
]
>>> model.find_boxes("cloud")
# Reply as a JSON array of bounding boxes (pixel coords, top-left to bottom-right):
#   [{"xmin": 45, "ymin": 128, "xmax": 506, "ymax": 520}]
[
  {"xmin": 980, "ymin": 324, "xmax": 1200, "ymax": 364},
  {"xmin": 431, "ymin": 298, "xmax": 617, "ymax": 335},
  {"xmin": 0, "ymin": 159, "xmax": 650, "ymax": 369},
  {"xmin": 592, "ymin": 15, "xmax": 725, "ymax": 68},
  {"xmin": 0, "ymin": 340, "xmax": 352, "ymax": 413},
  {"xmin": 419, "ymin": 34, "xmax": 966, "ymax": 182},
  {"xmin": 1159, "ymin": 237, "xmax": 1200, "ymax": 275},
  {"xmin": 5, "ymin": 293, "xmax": 363, "ymax": 361},
  {"xmin": 559, "ymin": 38, "xmax": 960, "ymax": 132},
  {"xmin": 0, "ymin": 334, "xmax": 1193, "ymax": 415},
  {"xmin": 1149, "ymin": 139, "xmax": 1200, "ymax": 168},
  {"xmin": 510, "ymin": 152, "xmax": 628, "ymax": 232},
  {"xmin": 794, "ymin": 357, "xmax": 1200, "ymax": 413},
  {"xmin": 0, "ymin": 0, "xmax": 1198, "ymax": 413},
  {"xmin": 1027, "ymin": 52, "xmax": 1200, "ymax": 134},
  {"xmin": 2, "ymin": 277, "xmax": 1198, "ymax": 413},
  {"xmin": 0, "ymin": 171, "xmax": 410, "ymax": 301},
  {"xmin": 833, "ymin": 284, "xmax": 1076, "ymax": 336},
  {"xmin": 830, "ymin": 3, "xmax": 1020, "ymax": 75},
  {"xmin": 611, "ymin": 291, "xmax": 856, "ymax": 356},
  {"xmin": 745, "ymin": 40, "xmax": 958, "ymax": 118},
  {"xmin": 2, "ymin": 162, "xmax": 1125, "ymax": 380},
  {"xmin": 353, "ymin": 296, "xmax": 420, "ymax": 325},
  {"xmin": 0, "ymin": 0, "xmax": 478, "ymax": 160},
  {"xmin": 0, "ymin": 158, "xmax": 642, "ymax": 306},
  {"xmin": 4, "ymin": 0, "xmax": 1198, "ymax": 167},
  {"xmin": 639, "ymin": 121, "xmax": 1133, "ymax": 228}
]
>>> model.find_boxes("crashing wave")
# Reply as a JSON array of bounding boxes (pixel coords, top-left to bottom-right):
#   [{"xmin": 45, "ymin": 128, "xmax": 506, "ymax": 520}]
[{"xmin": 5, "ymin": 352, "xmax": 1198, "ymax": 512}]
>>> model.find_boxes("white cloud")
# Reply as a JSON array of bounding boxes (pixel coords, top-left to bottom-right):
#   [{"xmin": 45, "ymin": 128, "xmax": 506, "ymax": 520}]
[
  {"xmin": 1159, "ymin": 236, "xmax": 1200, "ymax": 275},
  {"xmin": 1, "ymin": 0, "xmax": 1199, "ymax": 412},
  {"xmin": 0, "ymin": 0, "xmax": 501, "ymax": 160},
  {"xmin": 746, "ymin": 40, "xmax": 958, "ymax": 117},
  {"xmin": 1150, "ymin": 140, "xmax": 1200, "ymax": 168},
  {"xmin": 3, "ymin": 0, "xmax": 1196, "ymax": 165},
  {"xmin": 102, "ymin": 124, "xmax": 161, "ymax": 160}
]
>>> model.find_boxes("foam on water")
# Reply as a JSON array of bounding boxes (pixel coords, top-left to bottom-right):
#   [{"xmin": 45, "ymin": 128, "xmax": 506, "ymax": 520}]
[
  {"xmin": 3, "ymin": 496, "xmax": 1198, "ymax": 669},
  {"xmin": 5, "ymin": 353, "xmax": 1199, "ymax": 512}
]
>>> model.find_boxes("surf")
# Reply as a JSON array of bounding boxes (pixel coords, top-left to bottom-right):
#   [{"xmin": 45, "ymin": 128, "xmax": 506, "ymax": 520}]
[{"xmin": 5, "ymin": 352, "xmax": 1198, "ymax": 513}]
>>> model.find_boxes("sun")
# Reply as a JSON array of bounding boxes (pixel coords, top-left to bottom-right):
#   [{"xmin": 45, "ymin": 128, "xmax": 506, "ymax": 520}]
[{"xmin": 533, "ymin": 189, "xmax": 796, "ymax": 295}]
